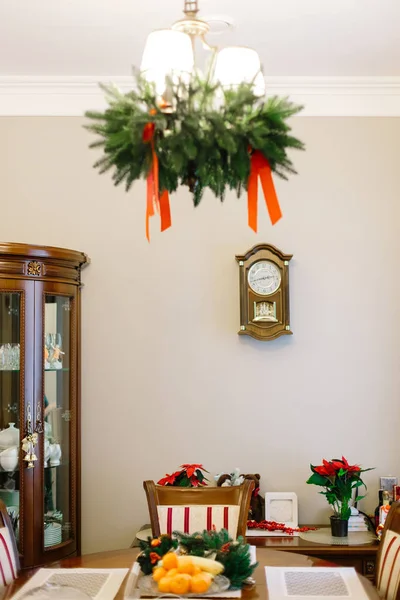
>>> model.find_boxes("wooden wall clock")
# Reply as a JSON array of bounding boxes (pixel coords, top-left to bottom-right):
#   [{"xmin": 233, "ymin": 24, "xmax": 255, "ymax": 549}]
[{"xmin": 235, "ymin": 243, "xmax": 293, "ymax": 341}]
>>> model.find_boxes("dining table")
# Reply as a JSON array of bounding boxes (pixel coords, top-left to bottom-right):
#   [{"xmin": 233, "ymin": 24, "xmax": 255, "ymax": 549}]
[{"xmin": 6, "ymin": 546, "xmax": 380, "ymax": 599}]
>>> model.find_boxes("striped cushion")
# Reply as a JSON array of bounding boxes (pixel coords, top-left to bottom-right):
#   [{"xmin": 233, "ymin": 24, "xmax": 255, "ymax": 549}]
[
  {"xmin": 0, "ymin": 526, "xmax": 17, "ymax": 586},
  {"xmin": 377, "ymin": 530, "xmax": 400, "ymax": 600},
  {"xmin": 157, "ymin": 505, "xmax": 240, "ymax": 539}
]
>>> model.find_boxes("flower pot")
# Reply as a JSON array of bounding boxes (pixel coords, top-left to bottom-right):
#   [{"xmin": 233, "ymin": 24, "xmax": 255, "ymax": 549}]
[{"xmin": 330, "ymin": 516, "xmax": 348, "ymax": 537}]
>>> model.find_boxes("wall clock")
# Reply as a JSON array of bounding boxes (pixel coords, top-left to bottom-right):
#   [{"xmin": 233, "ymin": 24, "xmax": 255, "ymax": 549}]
[{"xmin": 235, "ymin": 243, "xmax": 293, "ymax": 341}]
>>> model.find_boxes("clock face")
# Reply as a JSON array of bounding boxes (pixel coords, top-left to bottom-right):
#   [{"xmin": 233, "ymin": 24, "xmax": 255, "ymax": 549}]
[{"xmin": 248, "ymin": 261, "xmax": 281, "ymax": 296}]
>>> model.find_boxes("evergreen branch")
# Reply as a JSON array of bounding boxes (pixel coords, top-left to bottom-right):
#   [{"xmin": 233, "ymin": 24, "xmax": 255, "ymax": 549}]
[{"xmin": 85, "ymin": 73, "xmax": 305, "ymax": 205}]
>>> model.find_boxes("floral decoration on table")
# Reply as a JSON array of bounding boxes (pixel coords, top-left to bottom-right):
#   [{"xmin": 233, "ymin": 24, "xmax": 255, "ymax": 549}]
[
  {"xmin": 247, "ymin": 520, "xmax": 317, "ymax": 535},
  {"xmin": 137, "ymin": 528, "xmax": 257, "ymax": 593},
  {"xmin": 158, "ymin": 463, "xmax": 208, "ymax": 487},
  {"xmin": 306, "ymin": 456, "xmax": 374, "ymax": 520},
  {"xmin": 85, "ymin": 75, "xmax": 305, "ymax": 240}
]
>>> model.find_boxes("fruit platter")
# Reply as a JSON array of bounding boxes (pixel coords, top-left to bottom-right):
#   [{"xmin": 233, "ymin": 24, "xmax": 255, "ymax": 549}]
[{"xmin": 129, "ymin": 529, "xmax": 258, "ymax": 598}]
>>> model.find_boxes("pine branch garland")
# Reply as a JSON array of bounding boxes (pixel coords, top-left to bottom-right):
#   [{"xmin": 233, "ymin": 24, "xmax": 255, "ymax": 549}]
[{"xmin": 85, "ymin": 73, "xmax": 304, "ymax": 205}]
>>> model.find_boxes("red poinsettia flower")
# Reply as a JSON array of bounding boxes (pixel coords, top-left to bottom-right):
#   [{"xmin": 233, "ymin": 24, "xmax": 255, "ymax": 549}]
[
  {"xmin": 314, "ymin": 459, "xmax": 337, "ymax": 478},
  {"xmin": 157, "ymin": 472, "xmax": 179, "ymax": 486},
  {"xmin": 340, "ymin": 456, "xmax": 361, "ymax": 473},
  {"xmin": 180, "ymin": 464, "xmax": 208, "ymax": 478}
]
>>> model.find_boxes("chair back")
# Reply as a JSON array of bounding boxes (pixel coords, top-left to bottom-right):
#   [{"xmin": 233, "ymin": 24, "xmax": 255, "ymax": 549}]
[
  {"xmin": 143, "ymin": 479, "xmax": 254, "ymax": 539},
  {"xmin": 376, "ymin": 501, "xmax": 400, "ymax": 600},
  {"xmin": 0, "ymin": 500, "xmax": 19, "ymax": 586}
]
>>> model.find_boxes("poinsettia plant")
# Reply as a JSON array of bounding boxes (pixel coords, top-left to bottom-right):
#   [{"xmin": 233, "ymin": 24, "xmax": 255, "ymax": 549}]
[
  {"xmin": 158, "ymin": 464, "xmax": 208, "ymax": 487},
  {"xmin": 306, "ymin": 456, "xmax": 374, "ymax": 520}
]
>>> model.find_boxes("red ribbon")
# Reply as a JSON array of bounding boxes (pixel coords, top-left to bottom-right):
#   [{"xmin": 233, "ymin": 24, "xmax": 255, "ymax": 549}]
[
  {"xmin": 143, "ymin": 122, "xmax": 172, "ymax": 241},
  {"xmin": 247, "ymin": 150, "xmax": 282, "ymax": 233}
]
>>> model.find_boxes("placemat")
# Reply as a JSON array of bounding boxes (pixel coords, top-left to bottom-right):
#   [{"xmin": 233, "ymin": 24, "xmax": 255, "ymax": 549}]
[{"xmin": 299, "ymin": 527, "xmax": 376, "ymax": 545}]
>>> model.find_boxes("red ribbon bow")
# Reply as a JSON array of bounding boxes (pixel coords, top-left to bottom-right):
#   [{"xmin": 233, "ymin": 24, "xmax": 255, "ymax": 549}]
[
  {"xmin": 248, "ymin": 150, "xmax": 282, "ymax": 232},
  {"xmin": 142, "ymin": 120, "xmax": 171, "ymax": 241}
]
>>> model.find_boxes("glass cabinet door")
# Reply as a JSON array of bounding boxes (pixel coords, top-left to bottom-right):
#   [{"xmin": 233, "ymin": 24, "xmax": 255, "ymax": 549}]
[
  {"xmin": 0, "ymin": 292, "xmax": 22, "ymax": 549},
  {"xmin": 43, "ymin": 294, "xmax": 74, "ymax": 550}
]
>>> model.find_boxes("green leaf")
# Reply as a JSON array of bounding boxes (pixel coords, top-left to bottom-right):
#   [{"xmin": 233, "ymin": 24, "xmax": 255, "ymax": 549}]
[{"xmin": 306, "ymin": 472, "xmax": 329, "ymax": 486}]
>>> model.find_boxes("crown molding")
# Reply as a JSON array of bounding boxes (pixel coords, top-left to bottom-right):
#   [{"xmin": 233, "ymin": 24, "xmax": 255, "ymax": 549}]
[{"xmin": 0, "ymin": 76, "xmax": 399, "ymax": 116}]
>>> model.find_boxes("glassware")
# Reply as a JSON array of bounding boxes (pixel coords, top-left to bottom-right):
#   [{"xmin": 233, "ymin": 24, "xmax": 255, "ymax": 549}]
[{"xmin": 0, "ymin": 343, "xmax": 20, "ymax": 370}]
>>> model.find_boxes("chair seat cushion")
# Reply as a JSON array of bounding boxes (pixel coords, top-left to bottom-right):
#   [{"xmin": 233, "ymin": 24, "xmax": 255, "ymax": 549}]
[
  {"xmin": 157, "ymin": 505, "xmax": 240, "ymax": 539},
  {"xmin": 377, "ymin": 530, "xmax": 400, "ymax": 600}
]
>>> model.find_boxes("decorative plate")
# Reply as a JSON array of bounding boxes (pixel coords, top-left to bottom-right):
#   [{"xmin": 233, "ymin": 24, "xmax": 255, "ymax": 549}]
[{"xmin": 138, "ymin": 575, "xmax": 231, "ymax": 597}]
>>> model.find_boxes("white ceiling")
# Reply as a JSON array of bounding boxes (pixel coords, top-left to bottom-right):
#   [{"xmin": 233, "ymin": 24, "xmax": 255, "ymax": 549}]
[{"xmin": 1, "ymin": 0, "xmax": 399, "ymax": 77}]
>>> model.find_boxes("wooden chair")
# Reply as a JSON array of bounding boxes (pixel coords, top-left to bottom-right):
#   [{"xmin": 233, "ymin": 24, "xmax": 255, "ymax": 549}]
[
  {"xmin": 143, "ymin": 480, "xmax": 254, "ymax": 539},
  {"xmin": 0, "ymin": 500, "xmax": 19, "ymax": 586},
  {"xmin": 376, "ymin": 501, "xmax": 400, "ymax": 600}
]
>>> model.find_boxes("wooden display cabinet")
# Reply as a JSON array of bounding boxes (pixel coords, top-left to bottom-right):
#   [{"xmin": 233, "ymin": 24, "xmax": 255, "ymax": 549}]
[{"xmin": 0, "ymin": 243, "xmax": 89, "ymax": 568}]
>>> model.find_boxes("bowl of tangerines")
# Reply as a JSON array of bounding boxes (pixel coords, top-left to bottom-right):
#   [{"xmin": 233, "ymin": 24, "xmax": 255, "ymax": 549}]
[{"xmin": 136, "ymin": 529, "xmax": 257, "ymax": 597}]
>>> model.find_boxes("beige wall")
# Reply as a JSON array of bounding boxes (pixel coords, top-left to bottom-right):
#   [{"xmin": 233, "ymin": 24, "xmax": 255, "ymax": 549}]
[{"xmin": 1, "ymin": 116, "xmax": 400, "ymax": 553}]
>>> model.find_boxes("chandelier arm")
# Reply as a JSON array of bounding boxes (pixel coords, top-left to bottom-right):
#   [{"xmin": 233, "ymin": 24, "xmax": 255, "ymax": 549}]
[{"xmin": 201, "ymin": 36, "xmax": 218, "ymax": 83}]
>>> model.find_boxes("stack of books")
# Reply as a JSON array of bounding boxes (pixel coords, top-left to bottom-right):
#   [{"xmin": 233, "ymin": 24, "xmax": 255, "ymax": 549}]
[{"xmin": 348, "ymin": 514, "xmax": 369, "ymax": 532}]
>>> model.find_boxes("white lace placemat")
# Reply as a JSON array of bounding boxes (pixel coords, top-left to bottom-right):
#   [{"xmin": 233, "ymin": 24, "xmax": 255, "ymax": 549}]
[
  {"xmin": 11, "ymin": 568, "xmax": 129, "ymax": 600},
  {"xmin": 265, "ymin": 566, "xmax": 369, "ymax": 600},
  {"xmin": 299, "ymin": 527, "xmax": 376, "ymax": 546}
]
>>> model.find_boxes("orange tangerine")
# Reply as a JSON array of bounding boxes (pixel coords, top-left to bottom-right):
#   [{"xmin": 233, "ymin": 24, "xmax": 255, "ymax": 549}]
[
  {"xmin": 177, "ymin": 556, "xmax": 195, "ymax": 575},
  {"xmin": 157, "ymin": 577, "xmax": 171, "ymax": 593},
  {"xmin": 192, "ymin": 566, "xmax": 202, "ymax": 575},
  {"xmin": 169, "ymin": 574, "xmax": 191, "ymax": 595},
  {"xmin": 162, "ymin": 552, "xmax": 178, "ymax": 571},
  {"xmin": 165, "ymin": 568, "xmax": 179, "ymax": 578},
  {"xmin": 191, "ymin": 573, "xmax": 212, "ymax": 594},
  {"xmin": 152, "ymin": 567, "xmax": 167, "ymax": 582}
]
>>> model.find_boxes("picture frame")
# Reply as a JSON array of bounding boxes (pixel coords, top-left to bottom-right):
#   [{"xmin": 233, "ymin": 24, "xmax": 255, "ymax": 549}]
[
  {"xmin": 246, "ymin": 491, "xmax": 299, "ymax": 537},
  {"xmin": 265, "ymin": 492, "xmax": 298, "ymax": 529}
]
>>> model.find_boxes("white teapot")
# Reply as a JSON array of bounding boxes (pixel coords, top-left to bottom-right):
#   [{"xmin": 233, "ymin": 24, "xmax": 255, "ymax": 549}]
[
  {"xmin": 0, "ymin": 446, "xmax": 18, "ymax": 472},
  {"xmin": 0, "ymin": 424, "xmax": 19, "ymax": 450}
]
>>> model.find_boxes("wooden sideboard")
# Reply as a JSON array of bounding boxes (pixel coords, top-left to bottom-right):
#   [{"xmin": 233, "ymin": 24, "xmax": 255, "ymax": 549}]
[{"xmin": 248, "ymin": 531, "xmax": 379, "ymax": 582}]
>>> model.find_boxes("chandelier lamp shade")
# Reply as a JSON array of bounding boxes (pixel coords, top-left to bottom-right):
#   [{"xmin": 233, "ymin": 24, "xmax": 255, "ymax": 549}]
[
  {"xmin": 140, "ymin": 29, "xmax": 194, "ymax": 96},
  {"xmin": 85, "ymin": 0, "xmax": 305, "ymax": 240}
]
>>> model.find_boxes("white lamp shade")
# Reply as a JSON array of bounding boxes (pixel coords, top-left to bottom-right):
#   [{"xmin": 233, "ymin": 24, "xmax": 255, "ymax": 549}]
[
  {"xmin": 213, "ymin": 47, "xmax": 264, "ymax": 95},
  {"xmin": 140, "ymin": 29, "xmax": 194, "ymax": 95},
  {"xmin": 253, "ymin": 71, "xmax": 266, "ymax": 97}
]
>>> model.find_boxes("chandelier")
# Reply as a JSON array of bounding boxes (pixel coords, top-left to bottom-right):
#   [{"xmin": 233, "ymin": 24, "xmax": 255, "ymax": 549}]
[
  {"xmin": 140, "ymin": 0, "xmax": 266, "ymax": 100},
  {"xmin": 85, "ymin": 0, "xmax": 305, "ymax": 240}
]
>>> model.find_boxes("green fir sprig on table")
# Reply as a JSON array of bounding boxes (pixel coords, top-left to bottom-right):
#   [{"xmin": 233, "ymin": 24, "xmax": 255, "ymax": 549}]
[
  {"xmin": 137, "ymin": 534, "xmax": 178, "ymax": 575},
  {"xmin": 85, "ymin": 74, "xmax": 304, "ymax": 207},
  {"xmin": 174, "ymin": 528, "xmax": 232, "ymax": 556},
  {"xmin": 174, "ymin": 529, "xmax": 258, "ymax": 590}
]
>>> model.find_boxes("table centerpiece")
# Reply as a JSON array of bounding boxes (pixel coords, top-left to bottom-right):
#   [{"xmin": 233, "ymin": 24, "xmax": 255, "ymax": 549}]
[{"xmin": 135, "ymin": 528, "xmax": 257, "ymax": 597}]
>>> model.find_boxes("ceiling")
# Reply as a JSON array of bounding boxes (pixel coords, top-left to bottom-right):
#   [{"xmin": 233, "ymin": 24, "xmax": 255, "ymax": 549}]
[{"xmin": 1, "ymin": 0, "xmax": 399, "ymax": 77}]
